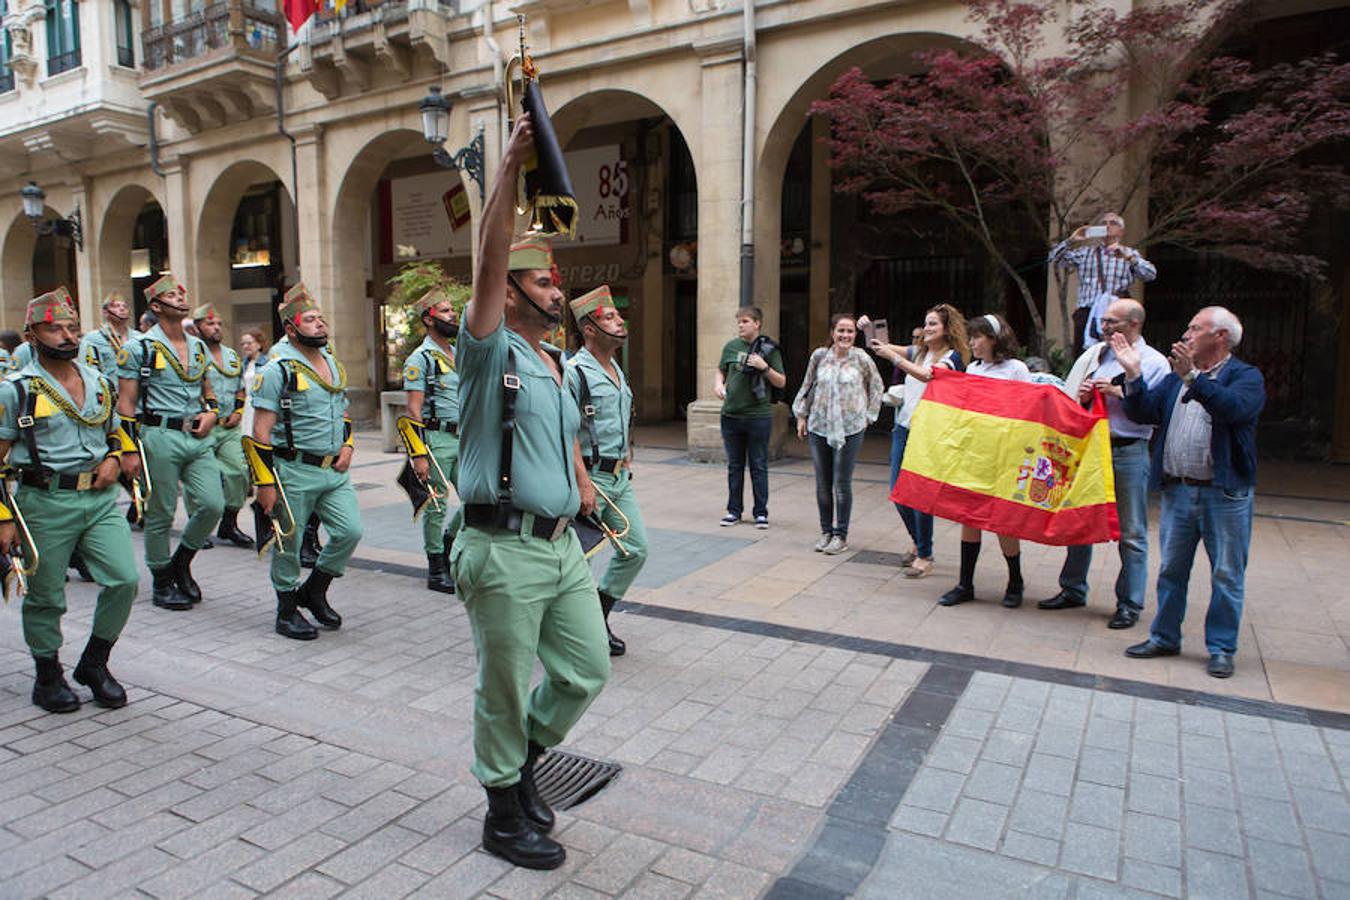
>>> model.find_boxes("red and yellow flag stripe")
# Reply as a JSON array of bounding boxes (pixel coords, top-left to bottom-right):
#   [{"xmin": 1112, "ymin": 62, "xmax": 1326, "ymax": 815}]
[{"xmin": 891, "ymin": 369, "xmax": 1120, "ymax": 546}]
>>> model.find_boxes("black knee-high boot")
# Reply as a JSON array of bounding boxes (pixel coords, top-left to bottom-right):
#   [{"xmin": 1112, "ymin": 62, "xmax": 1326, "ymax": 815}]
[
  {"xmin": 939, "ymin": 540, "xmax": 981, "ymax": 606},
  {"xmin": 1002, "ymin": 553, "xmax": 1024, "ymax": 608}
]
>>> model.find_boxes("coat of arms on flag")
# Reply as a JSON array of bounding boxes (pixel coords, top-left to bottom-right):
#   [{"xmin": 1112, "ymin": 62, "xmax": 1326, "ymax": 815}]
[{"xmin": 891, "ymin": 369, "xmax": 1120, "ymax": 546}]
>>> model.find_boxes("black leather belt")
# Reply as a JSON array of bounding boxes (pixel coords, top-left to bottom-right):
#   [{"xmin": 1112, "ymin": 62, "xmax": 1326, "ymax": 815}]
[
  {"xmin": 587, "ymin": 457, "xmax": 625, "ymax": 474},
  {"xmin": 463, "ymin": 503, "xmax": 573, "ymax": 541},
  {"xmin": 139, "ymin": 413, "xmax": 196, "ymax": 431},
  {"xmin": 1163, "ymin": 474, "xmax": 1212, "ymax": 487},
  {"xmin": 1110, "ymin": 437, "xmax": 1144, "ymax": 448},
  {"xmin": 276, "ymin": 448, "xmax": 337, "ymax": 469},
  {"xmin": 20, "ymin": 469, "xmax": 102, "ymax": 491},
  {"xmin": 425, "ymin": 419, "xmax": 458, "ymax": 436}
]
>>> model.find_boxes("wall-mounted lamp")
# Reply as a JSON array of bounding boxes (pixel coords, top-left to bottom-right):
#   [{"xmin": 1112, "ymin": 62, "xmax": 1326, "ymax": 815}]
[
  {"xmin": 418, "ymin": 86, "xmax": 485, "ymax": 203},
  {"xmin": 21, "ymin": 182, "xmax": 83, "ymax": 251}
]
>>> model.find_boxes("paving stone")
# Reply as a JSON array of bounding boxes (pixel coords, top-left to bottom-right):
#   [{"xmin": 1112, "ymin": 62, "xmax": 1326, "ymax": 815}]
[
  {"xmin": 319, "ymin": 790, "xmax": 421, "ymax": 842},
  {"xmin": 981, "ymin": 729, "xmax": 1034, "ymax": 768},
  {"xmin": 157, "ymin": 805, "xmax": 271, "ymax": 860},
  {"xmin": 1181, "ymin": 732, "xmax": 1230, "ymax": 773},
  {"xmin": 617, "ymin": 871, "xmax": 695, "ymax": 899},
  {"xmin": 169, "ymin": 775, "xmax": 272, "ymax": 824},
  {"xmin": 70, "ymin": 811, "xmax": 191, "ymax": 868},
  {"xmin": 410, "ymin": 849, "xmax": 514, "ymax": 898},
  {"xmin": 1058, "ymin": 823, "xmax": 1119, "ymax": 880},
  {"xmin": 0, "ymin": 818, "xmax": 110, "ymax": 878},
  {"xmin": 1130, "ymin": 739, "xmax": 1179, "ymax": 778},
  {"xmin": 7, "ymin": 786, "xmax": 126, "ymax": 838},
  {"xmin": 651, "ymin": 847, "xmax": 719, "ymax": 885},
  {"xmin": 232, "ymin": 832, "xmax": 346, "ymax": 892},
  {"xmin": 0, "ymin": 854, "xmax": 91, "ymax": 899},
  {"xmin": 1183, "ymin": 802, "xmax": 1243, "ymax": 857},
  {"xmin": 995, "ymin": 702, "xmax": 1044, "ymax": 735},
  {"xmin": 47, "ymin": 846, "xmax": 177, "ymax": 899},
  {"xmin": 964, "ymin": 760, "xmax": 1022, "ymax": 806},
  {"xmin": 1304, "ymin": 827, "xmax": 1350, "ymax": 883},
  {"xmin": 1237, "ymin": 794, "xmax": 1303, "ymax": 847},
  {"xmin": 1022, "ymin": 753, "xmax": 1076, "ymax": 798},
  {"xmin": 1126, "ymin": 772, "xmax": 1180, "ymax": 820},
  {"xmin": 1077, "ymin": 746, "xmax": 1128, "ymax": 788},
  {"xmin": 1183, "ymin": 766, "xmax": 1237, "ymax": 810},
  {"xmin": 1007, "ymin": 788, "xmax": 1069, "ymax": 841},
  {"xmin": 1033, "ymin": 724, "xmax": 1083, "ymax": 759},
  {"xmin": 1233, "ymin": 761, "xmax": 1291, "ymax": 802},
  {"xmin": 1272, "ymin": 721, "xmax": 1328, "ymax": 759},
  {"xmin": 317, "ymin": 824, "xmax": 423, "ymax": 885},
  {"xmin": 1000, "ymin": 830, "xmax": 1059, "ymax": 866},
  {"xmin": 399, "ymin": 816, "xmax": 482, "ymax": 876},
  {"xmin": 397, "ymin": 783, "xmax": 483, "ymax": 837},
  {"xmin": 925, "ymin": 734, "xmax": 982, "ymax": 775},
  {"xmin": 1178, "ymin": 706, "xmax": 1226, "ymax": 738},
  {"xmin": 259, "ymin": 871, "xmax": 345, "ymax": 900},
  {"xmin": 944, "ymin": 707, "xmax": 995, "ymax": 741},
  {"xmin": 137, "ymin": 837, "xmax": 264, "ymax": 900},
  {"xmin": 1290, "ymin": 785, "xmax": 1350, "ymax": 835},
  {"xmin": 573, "ymin": 832, "xmax": 668, "ymax": 894},
  {"xmin": 1123, "ymin": 812, "xmax": 1182, "ymax": 868},
  {"xmin": 1120, "ymin": 859, "xmax": 1182, "ymax": 898},
  {"xmin": 1283, "ymin": 751, "xmax": 1344, "ymax": 792},
  {"xmin": 891, "ymin": 804, "xmax": 948, "ymax": 837},
  {"xmin": 1185, "ymin": 847, "xmax": 1250, "ymax": 899},
  {"xmin": 1247, "ymin": 838, "xmax": 1318, "ymax": 899},
  {"xmin": 690, "ymin": 859, "xmax": 770, "ymax": 899},
  {"xmin": 944, "ymin": 798, "xmax": 1008, "ymax": 851},
  {"xmin": 1069, "ymin": 782, "xmax": 1125, "ymax": 831},
  {"xmin": 902, "ymin": 767, "xmax": 966, "ymax": 815}
]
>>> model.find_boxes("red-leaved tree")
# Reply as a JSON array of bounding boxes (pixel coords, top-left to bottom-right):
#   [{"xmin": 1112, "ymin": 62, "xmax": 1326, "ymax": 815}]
[{"xmin": 811, "ymin": 0, "xmax": 1350, "ymax": 351}]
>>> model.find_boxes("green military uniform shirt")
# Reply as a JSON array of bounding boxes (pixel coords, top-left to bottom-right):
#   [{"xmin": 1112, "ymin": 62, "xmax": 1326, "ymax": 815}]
[
  {"xmin": 564, "ymin": 348, "xmax": 631, "ymax": 461},
  {"xmin": 0, "ymin": 358, "xmax": 116, "ymax": 472},
  {"xmin": 456, "ymin": 316, "xmax": 580, "ymax": 518},
  {"xmin": 0, "ymin": 348, "xmax": 11, "ymax": 376},
  {"xmin": 10, "ymin": 342, "xmax": 34, "ymax": 373},
  {"xmin": 251, "ymin": 341, "xmax": 348, "ymax": 454},
  {"xmin": 402, "ymin": 335, "xmax": 460, "ymax": 424},
  {"xmin": 117, "ymin": 324, "xmax": 211, "ymax": 418},
  {"xmin": 79, "ymin": 326, "xmax": 128, "ymax": 383},
  {"xmin": 718, "ymin": 338, "xmax": 784, "ymax": 418},
  {"xmin": 205, "ymin": 346, "xmax": 245, "ymax": 422}
]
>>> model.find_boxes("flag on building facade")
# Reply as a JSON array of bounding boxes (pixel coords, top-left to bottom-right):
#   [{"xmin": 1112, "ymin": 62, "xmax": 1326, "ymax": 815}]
[
  {"xmin": 284, "ymin": 0, "xmax": 319, "ymax": 35},
  {"xmin": 891, "ymin": 369, "xmax": 1120, "ymax": 546}
]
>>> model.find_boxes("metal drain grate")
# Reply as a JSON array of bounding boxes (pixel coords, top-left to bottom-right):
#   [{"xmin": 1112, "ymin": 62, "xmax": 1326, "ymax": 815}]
[
  {"xmin": 533, "ymin": 749, "xmax": 622, "ymax": 811},
  {"xmin": 847, "ymin": 550, "xmax": 907, "ymax": 567}
]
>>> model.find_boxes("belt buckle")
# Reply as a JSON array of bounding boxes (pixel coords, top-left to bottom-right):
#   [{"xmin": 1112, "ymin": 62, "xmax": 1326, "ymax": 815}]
[
  {"xmin": 549, "ymin": 516, "xmax": 571, "ymax": 541},
  {"xmin": 76, "ymin": 471, "xmax": 94, "ymax": 491}
]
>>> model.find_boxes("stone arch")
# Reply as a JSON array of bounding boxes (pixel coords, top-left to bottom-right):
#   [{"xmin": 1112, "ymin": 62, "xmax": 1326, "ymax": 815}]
[
  {"xmin": 1, "ymin": 198, "xmax": 80, "ymax": 330},
  {"xmin": 97, "ymin": 180, "xmax": 168, "ymax": 310}
]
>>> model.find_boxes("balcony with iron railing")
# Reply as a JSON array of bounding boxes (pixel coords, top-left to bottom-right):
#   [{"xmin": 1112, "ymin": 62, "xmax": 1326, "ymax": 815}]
[
  {"xmin": 47, "ymin": 48, "xmax": 83, "ymax": 78},
  {"xmin": 141, "ymin": 1, "xmax": 282, "ymax": 73}
]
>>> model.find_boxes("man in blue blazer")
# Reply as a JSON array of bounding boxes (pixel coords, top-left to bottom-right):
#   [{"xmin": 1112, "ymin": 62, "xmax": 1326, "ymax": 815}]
[{"xmin": 1112, "ymin": 307, "xmax": 1265, "ymax": 679}]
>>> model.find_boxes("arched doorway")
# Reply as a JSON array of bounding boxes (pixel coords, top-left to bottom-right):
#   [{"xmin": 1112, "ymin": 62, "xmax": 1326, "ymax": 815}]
[
  {"xmin": 1, "ymin": 204, "xmax": 78, "ymax": 328},
  {"xmin": 551, "ymin": 90, "xmax": 699, "ymax": 421}
]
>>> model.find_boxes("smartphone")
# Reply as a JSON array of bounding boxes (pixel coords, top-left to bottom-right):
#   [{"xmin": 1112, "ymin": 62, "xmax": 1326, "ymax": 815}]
[
  {"xmin": 860, "ymin": 319, "xmax": 876, "ymax": 345},
  {"xmin": 873, "ymin": 319, "xmax": 890, "ymax": 346},
  {"xmin": 1084, "ymin": 225, "xmax": 1109, "ymax": 239}
]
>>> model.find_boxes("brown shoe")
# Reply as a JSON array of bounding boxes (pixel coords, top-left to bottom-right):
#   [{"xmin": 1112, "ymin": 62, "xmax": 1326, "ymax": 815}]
[{"xmin": 903, "ymin": 558, "xmax": 934, "ymax": 578}]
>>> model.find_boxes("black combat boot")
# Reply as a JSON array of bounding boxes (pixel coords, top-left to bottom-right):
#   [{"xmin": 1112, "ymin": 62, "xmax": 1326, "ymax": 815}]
[
  {"xmin": 443, "ymin": 537, "xmax": 456, "ymax": 593},
  {"xmin": 72, "ymin": 636, "xmax": 127, "ymax": 708},
  {"xmin": 216, "ymin": 508, "xmax": 255, "ymax": 549},
  {"xmin": 300, "ymin": 516, "xmax": 322, "ymax": 569},
  {"xmin": 426, "ymin": 552, "xmax": 455, "ymax": 594},
  {"xmin": 482, "ymin": 784, "xmax": 566, "ymax": 870},
  {"xmin": 518, "ymin": 741, "xmax": 555, "ymax": 833},
  {"xmin": 150, "ymin": 567, "xmax": 193, "ymax": 610},
  {"xmin": 170, "ymin": 545, "xmax": 201, "ymax": 603},
  {"xmin": 32, "ymin": 655, "xmax": 80, "ymax": 713},
  {"xmin": 68, "ymin": 548, "xmax": 95, "ymax": 582},
  {"xmin": 299, "ymin": 568, "xmax": 342, "ymax": 629},
  {"xmin": 597, "ymin": 591, "xmax": 627, "ymax": 657},
  {"xmin": 275, "ymin": 590, "xmax": 318, "ymax": 640}
]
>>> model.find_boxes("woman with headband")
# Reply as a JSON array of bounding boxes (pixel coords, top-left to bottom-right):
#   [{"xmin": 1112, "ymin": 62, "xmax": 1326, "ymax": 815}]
[{"xmin": 940, "ymin": 313, "xmax": 1031, "ymax": 609}]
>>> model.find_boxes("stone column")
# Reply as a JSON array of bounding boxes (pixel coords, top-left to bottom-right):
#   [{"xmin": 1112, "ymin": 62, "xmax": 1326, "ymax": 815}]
[
  {"xmin": 161, "ymin": 156, "xmax": 195, "ymax": 300},
  {"xmin": 71, "ymin": 180, "xmax": 97, "ymax": 323}
]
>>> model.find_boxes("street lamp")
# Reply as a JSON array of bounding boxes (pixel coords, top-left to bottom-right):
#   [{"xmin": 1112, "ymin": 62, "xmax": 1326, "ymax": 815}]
[
  {"xmin": 20, "ymin": 181, "xmax": 83, "ymax": 251},
  {"xmin": 418, "ymin": 86, "xmax": 486, "ymax": 202}
]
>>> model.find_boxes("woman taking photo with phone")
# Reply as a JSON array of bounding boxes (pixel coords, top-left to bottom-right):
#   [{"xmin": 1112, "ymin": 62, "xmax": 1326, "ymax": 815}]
[
  {"xmin": 792, "ymin": 314, "xmax": 884, "ymax": 555},
  {"xmin": 867, "ymin": 304, "xmax": 969, "ymax": 578},
  {"xmin": 939, "ymin": 313, "xmax": 1031, "ymax": 608}
]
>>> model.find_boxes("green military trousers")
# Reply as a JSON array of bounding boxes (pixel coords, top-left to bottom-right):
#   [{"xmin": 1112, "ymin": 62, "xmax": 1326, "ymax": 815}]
[
  {"xmin": 420, "ymin": 430, "xmax": 460, "ymax": 555},
  {"xmin": 17, "ymin": 482, "xmax": 138, "ymax": 657},
  {"xmin": 142, "ymin": 426, "xmax": 225, "ymax": 569},
  {"xmin": 270, "ymin": 458, "xmax": 363, "ymax": 591},
  {"xmin": 451, "ymin": 524, "xmax": 611, "ymax": 787},
  {"xmin": 210, "ymin": 425, "xmax": 248, "ymax": 510},
  {"xmin": 591, "ymin": 469, "xmax": 649, "ymax": 599}
]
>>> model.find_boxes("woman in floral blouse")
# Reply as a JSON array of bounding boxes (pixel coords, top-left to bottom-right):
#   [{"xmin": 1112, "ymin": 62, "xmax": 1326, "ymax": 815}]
[{"xmin": 792, "ymin": 314, "xmax": 885, "ymax": 554}]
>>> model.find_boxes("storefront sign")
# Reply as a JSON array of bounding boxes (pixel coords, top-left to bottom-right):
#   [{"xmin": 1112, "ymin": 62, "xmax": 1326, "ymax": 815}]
[
  {"xmin": 387, "ymin": 171, "xmax": 472, "ymax": 261},
  {"xmin": 562, "ymin": 146, "xmax": 629, "ymax": 248},
  {"xmin": 559, "ymin": 263, "xmax": 622, "ymax": 285}
]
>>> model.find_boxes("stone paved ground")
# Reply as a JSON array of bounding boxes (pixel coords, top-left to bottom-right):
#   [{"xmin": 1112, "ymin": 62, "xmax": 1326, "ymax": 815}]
[{"xmin": 0, "ymin": 432, "xmax": 1346, "ymax": 898}]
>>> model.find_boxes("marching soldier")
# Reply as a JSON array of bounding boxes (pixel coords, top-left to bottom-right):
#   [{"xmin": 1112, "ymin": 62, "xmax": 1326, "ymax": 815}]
[
  {"xmin": 0, "ymin": 289, "xmax": 138, "ymax": 712},
  {"xmin": 0, "ymin": 330, "xmax": 20, "ymax": 374},
  {"xmin": 564, "ymin": 286, "xmax": 646, "ymax": 656},
  {"xmin": 79, "ymin": 290, "xmax": 133, "ymax": 381},
  {"xmin": 247, "ymin": 283, "xmax": 361, "ymax": 640},
  {"xmin": 399, "ymin": 288, "xmax": 461, "ymax": 593},
  {"xmin": 117, "ymin": 275, "xmax": 224, "ymax": 610},
  {"xmin": 265, "ymin": 331, "xmax": 325, "ymax": 568},
  {"xmin": 452, "ymin": 115, "xmax": 610, "ymax": 870},
  {"xmin": 193, "ymin": 304, "xmax": 253, "ymax": 548}
]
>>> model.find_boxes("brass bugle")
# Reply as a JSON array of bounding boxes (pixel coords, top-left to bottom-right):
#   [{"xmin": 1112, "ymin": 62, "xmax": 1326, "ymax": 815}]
[
  {"xmin": 133, "ymin": 435, "xmax": 153, "ymax": 520},
  {"xmin": 272, "ymin": 476, "xmax": 298, "ymax": 552},
  {"xmin": 590, "ymin": 482, "xmax": 631, "ymax": 558}
]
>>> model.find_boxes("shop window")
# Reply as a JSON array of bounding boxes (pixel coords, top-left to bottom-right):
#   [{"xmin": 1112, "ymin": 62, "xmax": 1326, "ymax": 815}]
[
  {"xmin": 45, "ymin": 0, "xmax": 81, "ymax": 77},
  {"xmin": 230, "ymin": 185, "xmax": 281, "ymax": 290}
]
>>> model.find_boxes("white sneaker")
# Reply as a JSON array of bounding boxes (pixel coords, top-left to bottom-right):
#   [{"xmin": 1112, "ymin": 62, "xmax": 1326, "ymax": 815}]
[
  {"xmin": 814, "ymin": 533, "xmax": 832, "ymax": 552},
  {"xmin": 823, "ymin": 536, "xmax": 848, "ymax": 555},
  {"xmin": 754, "ymin": 515, "xmax": 769, "ymax": 530},
  {"xmin": 720, "ymin": 514, "xmax": 740, "ymax": 527}
]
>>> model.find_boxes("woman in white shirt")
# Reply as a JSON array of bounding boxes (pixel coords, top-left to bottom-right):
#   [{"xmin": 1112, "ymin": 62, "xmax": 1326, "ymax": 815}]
[
  {"xmin": 238, "ymin": 329, "xmax": 268, "ymax": 439},
  {"xmin": 792, "ymin": 315, "xmax": 885, "ymax": 554},
  {"xmin": 940, "ymin": 313, "xmax": 1031, "ymax": 609},
  {"xmin": 868, "ymin": 304, "xmax": 969, "ymax": 578}
]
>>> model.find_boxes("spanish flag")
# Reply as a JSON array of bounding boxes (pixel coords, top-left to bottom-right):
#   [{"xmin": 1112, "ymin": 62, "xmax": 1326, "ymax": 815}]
[{"xmin": 891, "ymin": 369, "xmax": 1119, "ymax": 546}]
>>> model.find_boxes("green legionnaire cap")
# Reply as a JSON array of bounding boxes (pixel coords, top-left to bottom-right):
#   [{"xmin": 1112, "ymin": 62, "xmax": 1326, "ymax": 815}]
[
  {"xmin": 508, "ymin": 236, "xmax": 555, "ymax": 274},
  {"xmin": 25, "ymin": 287, "xmax": 78, "ymax": 327},
  {"xmin": 145, "ymin": 274, "xmax": 185, "ymax": 304},
  {"xmin": 414, "ymin": 288, "xmax": 451, "ymax": 316},
  {"xmin": 569, "ymin": 285, "xmax": 618, "ymax": 327},
  {"xmin": 192, "ymin": 302, "xmax": 221, "ymax": 323},
  {"xmin": 103, "ymin": 289, "xmax": 127, "ymax": 309},
  {"xmin": 279, "ymin": 282, "xmax": 320, "ymax": 325}
]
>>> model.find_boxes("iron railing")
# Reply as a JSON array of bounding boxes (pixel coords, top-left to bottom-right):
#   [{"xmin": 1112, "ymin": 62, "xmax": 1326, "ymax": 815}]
[
  {"xmin": 142, "ymin": 2, "xmax": 283, "ymax": 72},
  {"xmin": 0, "ymin": 71, "xmax": 13, "ymax": 94},
  {"xmin": 47, "ymin": 48, "xmax": 82, "ymax": 77}
]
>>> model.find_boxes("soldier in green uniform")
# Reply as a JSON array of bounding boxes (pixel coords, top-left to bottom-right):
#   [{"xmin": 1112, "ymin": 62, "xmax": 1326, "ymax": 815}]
[
  {"xmin": 0, "ymin": 330, "xmax": 19, "ymax": 374},
  {"xmin": 0, "ymin": 288, "xmax": 139, "ymax": 713},
  {"xmin": 193, "ymin": 304, "xmax": 253, "ymax": 548},
  {"xmin": 10, "ymin": 339, "xmax": 35, "ymax": 371},
  {"xmin": 399, "ymin": 288, "xmax": 462, "ymax": 593},
  {"xmin": 247, "ymin": 283, "xmax": 361, "ymax": 640},
  {"xmin": 453, "ymin": 115, "xmax": 610, "ymax": 871},
  {"xmin": 117, "ymin": 274, "xmax": 223, "ymax": 610},
  {"xmin": 79, "ymin": 290, "xmax": 133, "ymax": 380},
  {"xmin": 564, "ymin": 285, "xmax": 646, "ymax": 657}
]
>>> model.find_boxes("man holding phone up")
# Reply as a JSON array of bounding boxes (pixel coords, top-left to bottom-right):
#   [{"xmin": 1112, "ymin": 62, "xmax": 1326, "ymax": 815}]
[
  {"xmin": 1040, "ymin": 298, "xmax": 1169, "ymax": 629},
  {"xmin": 1049, "ymin": 213, "xmax": 1157, "ymax": 355}
]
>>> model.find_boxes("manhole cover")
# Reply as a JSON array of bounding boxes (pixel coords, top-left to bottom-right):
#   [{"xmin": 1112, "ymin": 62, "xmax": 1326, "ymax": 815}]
[{"xmin": 534, "ymin": 749, "xmax": 622, "ymax": 810}]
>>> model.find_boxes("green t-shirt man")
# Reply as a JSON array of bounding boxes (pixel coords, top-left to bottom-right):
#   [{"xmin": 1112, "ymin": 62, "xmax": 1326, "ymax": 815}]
[{"xmin": 718, "ymin": 335, "xmax": 784, "ymax": 418}]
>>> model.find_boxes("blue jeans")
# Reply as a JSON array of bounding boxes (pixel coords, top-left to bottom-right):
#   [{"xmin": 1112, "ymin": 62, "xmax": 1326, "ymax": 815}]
[
  {"xmin": 891, "ymin": 425, "xmax": 933, "ymax": 558},
  {"xmin": 1057, "ymin": 439, "xmax": 1151, "ymax": 611},
  {"xmin": 722, "ymin": 414, "xmax": 771, "ymax": 519},
  {"xmin": 808, "ymin": 431, "xmax": 865, "ymax": 538},
  {"xmin": 1149, "ymin": 482, "xmax": 1254, "ymax": 655}
]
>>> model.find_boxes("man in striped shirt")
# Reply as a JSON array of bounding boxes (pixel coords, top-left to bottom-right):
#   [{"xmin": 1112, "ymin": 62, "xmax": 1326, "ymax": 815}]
[{"xmin": 1049, "ymin": 213, "xmax": 1158, "ymax": 355}]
